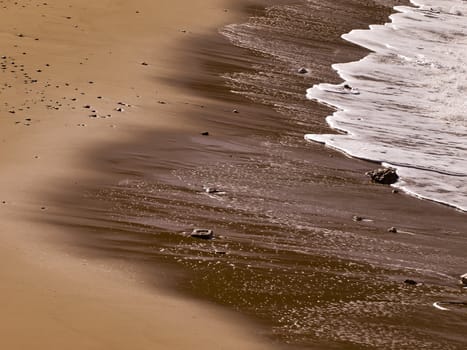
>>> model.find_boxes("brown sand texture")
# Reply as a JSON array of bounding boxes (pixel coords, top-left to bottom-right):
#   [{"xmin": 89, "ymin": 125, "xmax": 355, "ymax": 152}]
[{"xmin": 0, "ymin": 0, "xmax": 274, "ymax": 349}]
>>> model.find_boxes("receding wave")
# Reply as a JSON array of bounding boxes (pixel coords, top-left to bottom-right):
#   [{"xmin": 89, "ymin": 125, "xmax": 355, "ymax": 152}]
[{"xmin": 305, "ymin": 0, "xmax": 467, "ymax": 211}]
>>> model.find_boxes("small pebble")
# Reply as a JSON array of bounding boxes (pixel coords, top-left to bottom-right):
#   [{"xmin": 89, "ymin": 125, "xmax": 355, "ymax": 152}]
[
  {"xmin": 388, "ymin": 227, "xmax": 398, "ymax": 233},
  {"xmin": 404, "ymin": 279, "xmax": 418, "ymax": 285}
]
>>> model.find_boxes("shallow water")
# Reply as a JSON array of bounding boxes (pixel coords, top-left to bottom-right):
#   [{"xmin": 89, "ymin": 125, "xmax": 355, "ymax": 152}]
[{"xmin": 305, "ymin": 0, "xmax": 467, "ymax": 211}]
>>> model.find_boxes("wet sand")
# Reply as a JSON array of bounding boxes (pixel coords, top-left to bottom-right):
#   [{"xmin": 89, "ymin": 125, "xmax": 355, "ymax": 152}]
[
  {"xmin": 2, "ymin": 0, "xmax": 466, "ymax": 349},
  {"xmin": 0, "ymin": 0, "xmax": 277, "ymax": 349}
]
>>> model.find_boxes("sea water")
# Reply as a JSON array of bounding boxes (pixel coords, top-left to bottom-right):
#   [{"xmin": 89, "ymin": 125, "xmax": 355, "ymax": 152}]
[{"xmin": 305, "ymin": 0, "xmax": 467, "ymax": 211}]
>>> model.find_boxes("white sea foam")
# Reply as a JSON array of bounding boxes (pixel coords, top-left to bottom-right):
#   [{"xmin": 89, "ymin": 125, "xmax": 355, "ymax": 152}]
[{"xmin": 305, "ymin": 0, "xmax": 467, "ymax": 211}]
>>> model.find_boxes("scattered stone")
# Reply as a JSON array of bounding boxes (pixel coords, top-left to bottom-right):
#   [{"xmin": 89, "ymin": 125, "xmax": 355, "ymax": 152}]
[
  {"xmin": 298, "ymin": 67, "xmax": 308, "ymax": 74},
  {"xmin": 392, "ymin": 189, "xmax": 399, "ymax": 194},
  {"xmin": 89, "ymin": 114, "xmax": 98, "ymax": 118},
  {"xmin": 387, "ymin": 227, "xmax": 398, "ymax": 233},
  {"xmin": 141, "ymin": 62, "xmax": 148, "ymax": 66},
  {"xmin": 201, "ymin": 131, "xmax": 209, "ymax": 136},
  {"xmin": 352, "ymin": 215, "xmax": 363, "ymax": 222},
  {"xmin": 204, "ymin": 187, "xmax": 219, "ymax": 194},
  {"xmin": 157, "ymin": 101, "xmax": 166, "ymax": 104},
  {"xmin": 17, "ymin": 33, "xmax": 24, "ymax": 37},
  {"xmin": 115, "ymin": 107, "xmax": 124, "ymax": 112},
  {"xmin": 366, "ymin": 167, "xmax": 399, "ymax": 185},
  {"xmin": 460, "ymin": 273, "xmax": 467, "ymax": 286},
  {"xmin": 190, "ymin": 229, "xmax": 214, "ymax": 240},
  {"xmin": 404, "ymin": 279, "xmax": 418, "ymax": 285},
  {"xmin": 232, "ymin": 109, "xmax": 239, "ymax": 113},
  {"xmin": 118, "ymin": 102, "xmax": 131, "ymax": 107}
]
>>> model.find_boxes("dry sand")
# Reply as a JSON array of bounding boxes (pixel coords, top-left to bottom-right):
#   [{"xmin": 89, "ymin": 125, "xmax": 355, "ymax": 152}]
[{"xmin": 0, "ymin": 0, "xmax": 274, "ymax": 348}]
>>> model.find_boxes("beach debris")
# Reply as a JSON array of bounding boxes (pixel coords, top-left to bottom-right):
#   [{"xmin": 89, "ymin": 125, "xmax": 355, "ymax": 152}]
[
  {"xmin": 203, "ymin": 186, "xmax": 225, "ymax": 194},
  {"xmin": 298, "ymin": 67, "xmax": 308, "ymax": 74},
  {"xmin": 201, "ymin": 131, "xmax": 209, "ymax": 136},
  {"xmin": 433, "ymin": 302, "xmax": 449, "ymax": 311},
  {"xmin": 117, "ymin": 102, "xmax": 131, "ymax": 107},
  {"xmin": 433, "ymin": 301, "xmax": 467, "ymax": 311},
  {"xmin": 460, "ymin": 273, "xmax": 467, "ymax": 286},
  {"xmin": 204, "ymin": 187, "xmax": 217, "ymax": 194},
  {"xmin": 352, "ymin": 215, "xmax": 363, "ymax": 222},
  {"xmin": 341, "ymin": 83, "xmax": 360, "ymax": 95},
  {"xmin": 366, "ymin": 167, "xmax": 399, "ymax": 185},
  {"xmin": 190, "ymin": 229, "xmax": 214, "ymax": 240},
  {"xmin": 404, "ymin": 279, "xmax": 418, "ymax": 286},
  {"xmin": 387, "ymin": 227, "xmax": 398, "ymax": 233}
]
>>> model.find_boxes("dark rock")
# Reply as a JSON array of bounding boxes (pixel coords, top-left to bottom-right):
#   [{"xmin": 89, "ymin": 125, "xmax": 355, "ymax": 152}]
[
  {"xmin": 115, "ymin": 107, "xmax": 124, "ymax": 112},
  {"xmin": 387, "ymin": 227, "xmax": 398, "ymax": 233},
  {"xmin": 298, "ymin": 67, "xmax": 308, "ymax": 74},
  {"xmin": 352, "ymin": 215, "xmax": 363, "ymax": 222},
  {"xmin": 404, "ymin": 279, "xmax": 418, "ymax": 285},
  {"xmin": 190, "ymin": 229, "xmax": 214, "ymax": 240},
  {"xmin": 141, "ymin": 62, "xmax": 148, "ymax": 66},
  {"xmin": 232, "ymin": 109, "xmax": 239, "ymax": 113},
  {"xmin": 366, "ymin": 167, "xmax": 399, "ymax": 185},
  {"xmin": 201, "ymin": 131, "xmax": 209, "ymax": 136}
]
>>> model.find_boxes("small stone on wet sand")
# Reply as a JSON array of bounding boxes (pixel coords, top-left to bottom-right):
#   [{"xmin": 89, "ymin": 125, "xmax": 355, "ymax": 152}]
[
  {"xmin": 366, "ymin": 167, "xmax": 399, "ymax": 185},
  {"xmin": 460, "ymin": 273, "xmax": 467, "ymax": 286},
  {"xmin": 404, "ymin": 279, "xmax": 418, "ymax": 286},
  {"xmin": 190, "ymin": 229, "xmax": 214, "ymax": 240}
]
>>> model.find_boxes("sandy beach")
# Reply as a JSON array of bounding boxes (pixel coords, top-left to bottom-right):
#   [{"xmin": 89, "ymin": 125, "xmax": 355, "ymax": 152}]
[
  {"xmin": 0, "ymin": 0, "xmax": 275, "ymax": 349},
  {"xmin": 1, "ymin": 0, "xmax": 466, "ymax": 349}
]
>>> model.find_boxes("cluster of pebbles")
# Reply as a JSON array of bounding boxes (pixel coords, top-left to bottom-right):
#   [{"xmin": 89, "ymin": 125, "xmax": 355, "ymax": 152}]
[{"xmin": 0, "ymin": 53, "xmax": 135, "ymax": 127}]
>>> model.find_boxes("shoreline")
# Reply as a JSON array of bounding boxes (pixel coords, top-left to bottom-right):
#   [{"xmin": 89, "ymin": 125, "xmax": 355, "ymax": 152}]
[
  {"xmin": 1, "ymin": 0, "xmax": 466, "ymax": 349},
  {"xmin": 49, "ymin": 0, "xmax": 467, "ymax": 348}
]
